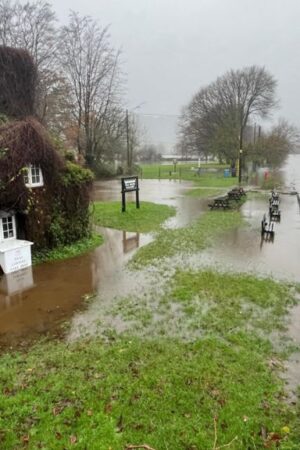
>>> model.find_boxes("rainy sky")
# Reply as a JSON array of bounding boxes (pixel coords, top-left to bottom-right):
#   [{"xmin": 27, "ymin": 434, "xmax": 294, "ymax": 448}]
[{"xmin": 51, "ymin": 0, "xmax": 300, "ymax": 147}]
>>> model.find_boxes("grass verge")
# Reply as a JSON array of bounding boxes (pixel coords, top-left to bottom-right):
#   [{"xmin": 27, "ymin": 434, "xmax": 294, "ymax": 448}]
[
  {"xmin": 92, "ymin": 201, "xmax": 176, "ymax": 233},
  {"xmin": 32, "ymin": 233, "xmax": 103, "ymax": 264}
]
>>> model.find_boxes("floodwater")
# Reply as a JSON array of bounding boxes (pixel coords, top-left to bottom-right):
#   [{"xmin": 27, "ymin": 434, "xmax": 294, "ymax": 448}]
[
  {"xmin": 0, "ymin": 179, "xmax": 202, "ymax": 348},
  {"xmin": 0, "ymin": 157, "xmax": 300, "ymax": 354}
]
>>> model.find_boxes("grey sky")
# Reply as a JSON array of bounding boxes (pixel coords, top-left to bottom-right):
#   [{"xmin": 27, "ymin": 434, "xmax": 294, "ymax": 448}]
[{"xmin": 51, "ymin": 0, "xmax": 300, "ymax": 148}]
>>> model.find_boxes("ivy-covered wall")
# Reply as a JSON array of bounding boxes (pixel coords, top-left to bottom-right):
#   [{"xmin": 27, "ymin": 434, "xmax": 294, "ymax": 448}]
[
  {"xmin": 0, "ymin": 120, "xmax": 94, "ymax": 251},
  {"xmin": 47, "ymin": 162, "xmax": 94, "ymax": 248}
]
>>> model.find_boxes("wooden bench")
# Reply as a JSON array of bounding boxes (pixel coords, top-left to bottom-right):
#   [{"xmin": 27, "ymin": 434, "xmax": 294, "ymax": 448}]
[
  {"xmin": 208, "ymin": 197, "xmax": 230, "ymax": 210},
  {"xmin": 228, "ymin": 191, "xmax": 242, "ymax": 201},
  {"xmin": 269, "ymin": 205, "xmax": 281, "ymax": 221},
  {"xmin": 261, "ymin": 215, "xmax": 275, "ymax": 239}
]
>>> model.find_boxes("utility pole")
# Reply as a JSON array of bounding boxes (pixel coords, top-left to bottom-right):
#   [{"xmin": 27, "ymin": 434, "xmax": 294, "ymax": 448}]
[
  {"xmin": 238, "ymin": 132, "xmax": 243, "ymax": 184},
  {"xmin": 238, "ymin": 149, "xmax": 243, "ymax": 184},
  {"xmin": 126, "ymin": 109, "xmax": 130, "ymax": 173}
]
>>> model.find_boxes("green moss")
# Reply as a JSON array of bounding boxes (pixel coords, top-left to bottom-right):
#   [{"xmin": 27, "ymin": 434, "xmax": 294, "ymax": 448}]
[{"xmin": 92, "ymin": 201, "xmax": 176, "ymax": 233}]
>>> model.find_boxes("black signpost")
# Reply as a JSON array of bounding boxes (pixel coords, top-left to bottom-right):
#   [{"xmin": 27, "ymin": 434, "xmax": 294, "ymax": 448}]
[{"xmin": 121, "ymin": 176, "xmax": 140, "ymax": 212}]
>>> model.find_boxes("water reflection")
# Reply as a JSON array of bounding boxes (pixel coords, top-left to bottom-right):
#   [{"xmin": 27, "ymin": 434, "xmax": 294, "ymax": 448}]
[
  {"xmin": 0, "ymin": 266, "xmax": 34, "ymax": 299},
  {"xmin": 123, "ymin": 231, "xmax": 140, "ymax": 254}
]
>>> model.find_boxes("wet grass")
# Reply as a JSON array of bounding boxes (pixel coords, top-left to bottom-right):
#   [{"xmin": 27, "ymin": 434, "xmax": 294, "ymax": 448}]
[
  {"xmin": 1, "ymin": 331, "xmax": 299, "ymax": 448},
  {"xmin": 92, "ymin": 201, "xmax": 176, "ymax": 233},
  {"xmin": 32, "ymin": 233, "xmax": 103, "ymax": 264},
  {"xmin": 131, "ymin": 210, "xmax": 244, "ymax": 268}
]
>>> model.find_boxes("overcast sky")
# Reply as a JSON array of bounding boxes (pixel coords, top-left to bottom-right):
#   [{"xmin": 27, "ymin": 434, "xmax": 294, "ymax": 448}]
[{"xmin": 50, "ymin": 0, "xmax": 300, "ymax": 148}]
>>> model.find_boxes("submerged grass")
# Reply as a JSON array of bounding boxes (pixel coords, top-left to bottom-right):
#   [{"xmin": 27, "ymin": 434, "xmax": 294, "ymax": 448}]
[
  {"xmin": 131, "ymin": 210, "xmax": 244, "ymax": 267},
  {"xmin": 169, "ymin": 270, "xmax": 298, "ymax": 336},
  {"xmin": 92, "ymin": 201, "xmax": 175, "ymax": 233}
]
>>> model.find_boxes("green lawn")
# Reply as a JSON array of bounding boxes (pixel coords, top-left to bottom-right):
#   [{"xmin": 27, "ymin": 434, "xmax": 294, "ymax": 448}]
[
  {"xmin": 139, "ymin": 162, "xmax": 238, "ymax": 188},
  {"xmin": 92, "ymin": 201, "xmax": 176, "ymax": 233}
]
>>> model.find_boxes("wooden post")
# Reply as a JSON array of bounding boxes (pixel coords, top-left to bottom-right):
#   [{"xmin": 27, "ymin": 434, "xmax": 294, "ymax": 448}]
[{"xmin": 122, "ymin": 191, "xmax": 126, "ymax": 212}]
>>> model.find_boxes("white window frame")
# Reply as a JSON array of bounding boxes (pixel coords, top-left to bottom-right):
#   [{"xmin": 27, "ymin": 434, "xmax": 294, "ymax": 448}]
[
  {"xmin": 24, "ymin": 164, "xmax": 44, "ymax": 188},
  {"xmin": 0, "ymin": 213, "xmax": 16, "ymax": 241}
]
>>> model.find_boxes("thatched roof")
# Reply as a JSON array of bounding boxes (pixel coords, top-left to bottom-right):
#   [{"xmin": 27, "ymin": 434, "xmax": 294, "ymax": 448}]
[
  {"xmin": 0, "ymin": 46, "xmax": 37, "ymax": 118},
  {"xmin": 0, "ymin": 117, "xmax": 64, "ymax": 208}
]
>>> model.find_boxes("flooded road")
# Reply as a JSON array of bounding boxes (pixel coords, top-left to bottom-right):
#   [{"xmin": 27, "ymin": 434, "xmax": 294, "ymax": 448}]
[{"xmin": 0, "ymin": 156, "xmax": 299, "ymax": 349}]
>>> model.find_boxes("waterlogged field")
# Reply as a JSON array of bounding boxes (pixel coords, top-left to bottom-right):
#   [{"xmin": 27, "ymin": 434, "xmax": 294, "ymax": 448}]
[{"xmin": 1, "ymin": 190, "xmax": 300, "ymax": 449}]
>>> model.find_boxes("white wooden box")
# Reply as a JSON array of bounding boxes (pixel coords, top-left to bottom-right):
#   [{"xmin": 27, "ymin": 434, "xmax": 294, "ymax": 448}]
[{"xmin": 0, "ymin": 240, "xmax": 33, "ymax": 274}]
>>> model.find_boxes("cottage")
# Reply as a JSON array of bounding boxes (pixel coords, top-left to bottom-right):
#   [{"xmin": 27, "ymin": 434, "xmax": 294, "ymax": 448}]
[{"xmin": 0, "ymin": 46, "xmax": 93, "ymax": 273}]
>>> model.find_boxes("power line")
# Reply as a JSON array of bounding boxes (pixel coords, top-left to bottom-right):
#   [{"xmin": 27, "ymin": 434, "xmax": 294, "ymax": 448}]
[{"xmin": 134, "ymin": 112, "xmax": 181, "ymax": 118}]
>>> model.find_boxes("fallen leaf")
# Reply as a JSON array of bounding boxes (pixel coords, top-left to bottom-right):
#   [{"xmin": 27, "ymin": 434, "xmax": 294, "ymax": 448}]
[
  {"xmin": 87, "ymin": 410, "xmax": 93, "ymax": 416},
  {"xmin": 70, "ymin": 435, "xmax": 77, "ymax": 444},
  {"xmin": 104, "ymin": 403, "xmax": 112, "ymax": 414},
  {"xmin": 268, "ymin": 432, "xmax": 281, "ymax": 442},
  {"xmin": 21, "ymin": 435, "xmax": 29, "ymax": 443},
  {"xmin": 52, "ymin": 406, "xmax": 61, "ymax": 416}
]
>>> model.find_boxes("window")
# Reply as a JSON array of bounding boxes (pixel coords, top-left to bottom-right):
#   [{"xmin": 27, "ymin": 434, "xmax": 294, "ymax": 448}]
[
  {"xmin": 24, "ymin": 164, "xmax": 43, "ymax": 188},
  {"xmin": 0, "ymin": 214, "xmax": 16, "ymax": 240}
]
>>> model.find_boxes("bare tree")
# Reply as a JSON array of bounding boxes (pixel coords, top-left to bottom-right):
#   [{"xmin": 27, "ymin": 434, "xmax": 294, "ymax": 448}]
[
  {"xmin": 178, "ymin": 66, "xmax": 278, "ymax": 168},
  {"xmin": 59, "ymin": 12, "xmax": 125, "ymax": 164},
  {"xmin": 247, "ymin": 119, "xmax": 300, "ymax": 167}
]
